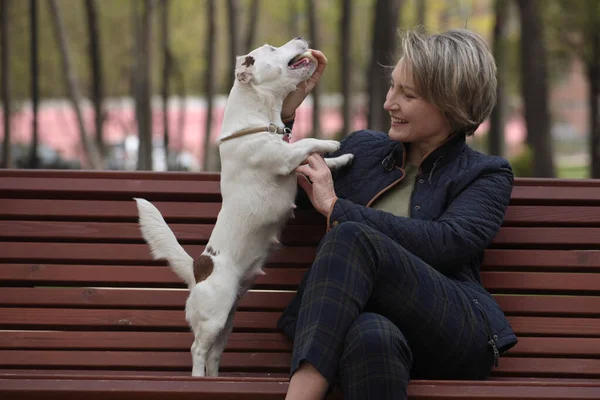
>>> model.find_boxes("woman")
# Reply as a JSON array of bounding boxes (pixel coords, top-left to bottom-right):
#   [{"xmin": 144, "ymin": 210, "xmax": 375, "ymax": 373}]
[{"xmin": 278, "ymin": 28, "xmax": 518, "ymax": 400}]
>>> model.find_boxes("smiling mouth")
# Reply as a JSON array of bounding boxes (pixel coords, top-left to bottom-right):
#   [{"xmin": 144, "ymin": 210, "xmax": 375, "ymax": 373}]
[
  {"xmin": 288, "ymin": 51, "xmax": 316, "ymax": 69},
  {"xmin": 391, "ymin": 117, "xmax": 408, "ymax": 124}
]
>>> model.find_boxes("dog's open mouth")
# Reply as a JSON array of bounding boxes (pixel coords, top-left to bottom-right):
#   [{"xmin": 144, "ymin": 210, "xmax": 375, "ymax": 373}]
[{"xmin": 288, "ymin": 52, "xmax": 317, "ymax": 70}]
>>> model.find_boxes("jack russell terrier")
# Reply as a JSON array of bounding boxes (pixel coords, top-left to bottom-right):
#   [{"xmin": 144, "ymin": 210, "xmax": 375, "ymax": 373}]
[{"xmin": 134, "ymin": 37, "xmax": 353, "ymax": 377}]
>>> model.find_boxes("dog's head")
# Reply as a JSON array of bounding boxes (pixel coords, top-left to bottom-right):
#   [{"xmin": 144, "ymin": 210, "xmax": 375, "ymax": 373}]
[{"xmin": 234, "ymin": 37, "xmax": 317, "ymax": 96}]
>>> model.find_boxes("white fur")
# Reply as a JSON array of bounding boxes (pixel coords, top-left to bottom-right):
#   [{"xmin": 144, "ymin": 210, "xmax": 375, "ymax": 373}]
[{"xmin": 135, "ymin": 38, "xmax": 353, "ymax": 377}]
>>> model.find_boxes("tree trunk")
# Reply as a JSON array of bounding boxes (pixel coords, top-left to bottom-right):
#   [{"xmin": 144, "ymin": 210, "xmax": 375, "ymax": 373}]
[
  {"xmin": 28, "ymin": 0, "xmax": 39, "ymax": 169},
  {"xmin": 1, "ymin": 0, "xmax": 11, "ymax": 169},
  {"xmin": 84, "ymin": 0, "xmax": 105, "ymax": 162},
  {"xmin": 288, "ymin": 0, "xmax": 300, "ymax": 39},
  {"xmin": 307, "ymin": 0, "xmax": 321, "ymax": 138},
  {"xmin": 134, "ymin": 0, "xmax": 156, "ymax": 171},
  {"xmin": 367, "ymin": 0, "xmax": 402, "ymax": 133},
  {"xmin": 226, "ymin": 0, "xmax": 240, "ymax": 91},
  {"xmin": 416, "ymin": 0, "xmax": 426, "ymax": 26},
  {"xmin": 245, "ymin": 0, "xmax": 259, "ymax": 53},
  {"xmin": 203, "ymin": 0, "xmax": 219, "ymax": 171},
  {"xmin": 516, "ymin": 0, "xmax": 555, "ymax": 177},
  {"xmin": 161, "ymin": 0, "xmax": 171, "ymax": 169},
  {"xmin": 340, "ymin": 0, "xmax": 352, "ymax": 138},
  {"xmin": 49, "ymin": 0, "xmax": 103, "ymax": 170},
  {"xmin": 489, "ymin": 0, "xmax": 508, "ymax": 156},
  {"xmin": 589, "ymin": 29, "xmax": 600, "ymax": 178}
]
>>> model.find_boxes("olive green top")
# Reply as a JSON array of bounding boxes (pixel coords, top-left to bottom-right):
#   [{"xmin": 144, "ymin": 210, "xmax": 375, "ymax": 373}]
[{"xmin": 370, "ymin": 164, "xmax": 418, "ymax": 218}]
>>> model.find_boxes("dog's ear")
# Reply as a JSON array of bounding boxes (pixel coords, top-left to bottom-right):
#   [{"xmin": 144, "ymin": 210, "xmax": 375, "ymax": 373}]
[{"xmin": 235, "ymin": 55, "xmax": 255, "ymax": 84}]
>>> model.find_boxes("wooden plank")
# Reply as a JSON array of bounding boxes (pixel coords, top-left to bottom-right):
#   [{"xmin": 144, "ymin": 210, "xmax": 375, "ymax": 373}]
[
  {"xmin": 1, "ymin": 309, "xmax": 599, "ymax": 337},
  {"xmin": 0, "ymin": 308, "xmax": 280, "ymax": 330},
  {"xmin": 495, "ymin": 357, "xmax": 600, "ymax": 378},
  {"xmin": 0, "ymin": 350, "xmax": 291, "ymax": 370},
  {"xmin": 0, "ymin": 331, "xmax": 292, "ymax": 352},
  {"xmin": 1, "ymin": 351, "xmax": 600, "ymax": 378},
  {"xmin": 0, "ymin": 221, "xmax": 324, "ymax": 245},
  {"xmin": 481, "ymin": 272, "xmax": 600, "ymax": 293},
  {"xmin": 510, "ymin": 186, "xmax": 600, "ymax": 205},
  {"xmin": 0, "ymin": 264, "xmax": 307, "ymax": 288},
  {"xmin": 0, "ymin": 169, "xmax": 221, "ymax": 181},
  {"xmin": 495, "ymin": 295, "xmax": 600, "ymax": 317},
  {"xmin": 0, "ymin": 199, "xmax": 325, "ymax": 225},
  {"xmin": 0, "ymin": 177, "xmax": 222, "ymax": 201},
  {"xmin": 508, "ymin": 337, "xmax": 600, "ymax": 357},
  {"xmin": 0, "ymin": 243, "xmax": 317, "ymax": 265},
  {"xmin": 492, "ymin": 228, "xmax": 600, "ymax": 246},
  {"xmin": 503, "ymin": 206, "xmax": 600, "ymax": 226},
  {"xmin": 482, "ymin": 250, "xmax": 600, "ymax": 271},
  {"xmin": 0, "ymin": 288, "xmax": 296, "ymax": 310},
  {"xmin": 2, "ymin": 288, "xmax": 599, "ymax": 317},
  {"xmin": 2, "ymin": 378, "xmax": 600, "ymax": 400},
  {"xmin": 3, "ymin": 331, "xmax": 599, "ymax": 358}
]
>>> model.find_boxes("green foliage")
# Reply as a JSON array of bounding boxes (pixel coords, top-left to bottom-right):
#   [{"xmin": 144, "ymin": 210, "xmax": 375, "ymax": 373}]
[{"xmin": 508, "ymin": 144, "xmax": 533, "ymax": 177}]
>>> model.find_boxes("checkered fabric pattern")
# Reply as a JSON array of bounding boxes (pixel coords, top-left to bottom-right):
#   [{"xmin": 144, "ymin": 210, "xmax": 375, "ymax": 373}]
[{"xmin": 284, "ymin": 221, "xmax": 496, "ymax": 399}]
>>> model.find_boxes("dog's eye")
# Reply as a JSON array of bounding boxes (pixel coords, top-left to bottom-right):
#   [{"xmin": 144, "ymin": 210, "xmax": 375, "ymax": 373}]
[{"xmin": 269, "ymin": 46, "xmax": 276, "ymax": 52}]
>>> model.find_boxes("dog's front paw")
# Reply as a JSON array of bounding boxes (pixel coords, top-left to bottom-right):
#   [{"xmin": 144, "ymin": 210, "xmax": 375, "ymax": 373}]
[{"xmin": 319, "ymin": 140, "xmax": 341, "ymax": 154}]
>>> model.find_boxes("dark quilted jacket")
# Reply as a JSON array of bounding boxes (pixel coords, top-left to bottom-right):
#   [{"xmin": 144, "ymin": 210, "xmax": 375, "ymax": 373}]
[{"xmin": 283, "ymin": 129, "xmax": 518, "ymax": 355}]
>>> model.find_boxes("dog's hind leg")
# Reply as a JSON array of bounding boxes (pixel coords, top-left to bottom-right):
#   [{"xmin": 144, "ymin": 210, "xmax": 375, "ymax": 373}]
[{"xmin": 205, "ymin": 300, "xmax": 238, "ymax": 377}]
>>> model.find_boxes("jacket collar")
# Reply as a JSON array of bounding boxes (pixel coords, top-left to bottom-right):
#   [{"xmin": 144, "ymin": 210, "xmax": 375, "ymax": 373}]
[{"xmin": 395, "ymin": 132, "xmax": 467, "ymax": 174}]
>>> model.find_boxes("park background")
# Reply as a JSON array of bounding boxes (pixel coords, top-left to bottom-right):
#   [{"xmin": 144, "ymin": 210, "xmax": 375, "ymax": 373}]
[{"xmin": 0, "ymin": 0, "xmax": 598, "ymax": 178}]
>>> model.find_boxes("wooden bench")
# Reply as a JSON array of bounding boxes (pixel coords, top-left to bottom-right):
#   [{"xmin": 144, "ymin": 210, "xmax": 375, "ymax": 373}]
[{"xmin": 0, "ymin": 169, "xmax": 599, "ymax": 399}]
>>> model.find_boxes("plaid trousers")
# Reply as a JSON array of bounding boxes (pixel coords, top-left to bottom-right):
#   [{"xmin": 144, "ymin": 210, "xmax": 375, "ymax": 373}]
[{"xmin": 285, "ymin": 221, "xmax": 495, "ymax": 400}]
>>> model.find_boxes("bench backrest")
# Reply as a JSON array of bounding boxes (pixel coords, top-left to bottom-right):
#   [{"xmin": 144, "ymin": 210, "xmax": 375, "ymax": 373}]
[{"xmin": 0, "ymin": 170, "xmax": 599, "ymax": 380}]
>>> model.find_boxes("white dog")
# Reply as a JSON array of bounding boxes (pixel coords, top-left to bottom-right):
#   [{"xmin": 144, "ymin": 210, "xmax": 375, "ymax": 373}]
[{"xmin": 134, "ymin": 38, "xmax": 353, "ymax": 377}]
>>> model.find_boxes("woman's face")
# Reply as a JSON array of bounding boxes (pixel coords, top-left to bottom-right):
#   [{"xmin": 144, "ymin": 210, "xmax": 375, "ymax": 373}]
[{"xmin": 383, "ymin": 61, "xmax": 452, "ymax": 147}]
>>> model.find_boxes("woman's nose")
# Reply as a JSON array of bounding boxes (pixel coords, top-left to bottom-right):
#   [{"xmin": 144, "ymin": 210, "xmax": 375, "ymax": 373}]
[{"xmin": 384, "ymin": 95, "xmax": 399, "ymax": 111}]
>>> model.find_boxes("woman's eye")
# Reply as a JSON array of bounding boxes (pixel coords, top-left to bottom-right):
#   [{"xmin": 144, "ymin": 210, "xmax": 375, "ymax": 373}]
[{"xmin": 404, "ymin": 92, "xmax": 415, "ymax": 99}]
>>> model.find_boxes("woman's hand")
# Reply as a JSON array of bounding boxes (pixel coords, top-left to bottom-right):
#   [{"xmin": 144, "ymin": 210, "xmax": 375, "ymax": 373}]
[
  {"xmin": 295, "ymin": 154, "xmax": 338, "ymax": 216},
  {"xmin": 281, "ymin": 50, "xmax": 328, "ymax": 121}
]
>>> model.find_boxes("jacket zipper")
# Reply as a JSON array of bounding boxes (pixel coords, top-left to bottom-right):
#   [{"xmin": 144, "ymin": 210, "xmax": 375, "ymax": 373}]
[{"xmin": 473, "ymin": 299, "xmax": 500, "ymax": 367}]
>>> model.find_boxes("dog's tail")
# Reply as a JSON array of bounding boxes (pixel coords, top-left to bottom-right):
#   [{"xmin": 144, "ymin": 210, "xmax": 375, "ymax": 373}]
[{"xmin": 134, "ymin": 198, "xmax": 195, "ymax": 289}]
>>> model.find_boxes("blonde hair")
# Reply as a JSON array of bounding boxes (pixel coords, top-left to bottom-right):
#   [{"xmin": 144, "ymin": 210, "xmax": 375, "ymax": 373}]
[{"xmin": 398, "ymin": 28, "xmax": 497, "ymax": 135}]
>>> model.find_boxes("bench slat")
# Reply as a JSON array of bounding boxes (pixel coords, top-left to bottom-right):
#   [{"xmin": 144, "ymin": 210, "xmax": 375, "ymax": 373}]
[
  {"xmin": 0, "ymin": 350, "xmax": 598, "ymax": 379},
  {"xmin": 5, "ymin": 221, "xmax": 600, "ymax": 248},
  {"xmin": 1, "ymin": 308, "xmax": 599, "ymax": 336},
  {"xmin": 3, "ymin": 331, "xmax": 599, "ymax": 358},
  {"xmin": 0, "ymin": 243, "xmax": 316, "ymax": 265},
  {"xmin": 1, "ymin": 288, "xmax": 599, "ymax": 315},
  {"xmin": 483, "ymin": 250, "xmax": 600, "ymax": 270},
  {"xmin": 0, "ymin": 221, "xmax": 324, "ymax": 245},
  {"xmin": 481, "ymin": 272, "xmax": 600, "ymax": 293},
  {"xmin": 4, "ymin": 198, "xmax": 600, "ymax": 227}
]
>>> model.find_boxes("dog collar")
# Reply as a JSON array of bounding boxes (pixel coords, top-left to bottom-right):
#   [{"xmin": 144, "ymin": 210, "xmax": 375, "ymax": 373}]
[{"xmin": 220, "ymin": 123, "xmax": 292, "ymax": 143}]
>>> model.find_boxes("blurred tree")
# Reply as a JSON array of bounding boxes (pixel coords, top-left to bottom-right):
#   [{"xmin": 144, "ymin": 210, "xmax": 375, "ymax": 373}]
[
  {"xmin": 416, "ymin": 0, "xmax": 426, "ymax": 27},
  {"xmin": 516, "ymin": 0, "xmax": 555, "ymax": 177},
  {"xmin": 84, "ymin": 0, "xmax": 105, "ymax": 161},
  {"xmin": 226, "ymin": 0, "xmax": 241, "ymax": 91},
  {"xmin": 340, "ymin": 0, "xmax": 352, "ymax": 137},
  {"xmin": 28, "ymin": 0, "xmax": 39, "ymax": 169},
  {"xmin": 367, "ymin": 0, "xmax": 402, "ymax": 133},
  {"xmin": 204, "ymin": 0, "xmax": 219, "ymax": 171},
  {"xmin": 245, "ymin": 0, "xmax": 260, "ymax": 53},
  {"xmin": 546, "ymin": 0, "xmax": 600, "ymax": 178},
  {"xmin": 49, "ymin": 0, "xmax": 103, "ymax": 170},
  {"xmin": 161, "ymin": 0, "xmax": 171, "ymax": 169},
  {"xmin": 489, "ymin": 0, "xmax": 509, "ymax": 157},
  {"xmin": 307, "ymin": 0, "xmax": 321, "ymax": 138},
  {"xmin": 1, "ymin": 0, "xmax": 12, "ymax": 168},
  {"xmin": 134, "ymin": 0, "xmax": 156, "ymax": 170}
]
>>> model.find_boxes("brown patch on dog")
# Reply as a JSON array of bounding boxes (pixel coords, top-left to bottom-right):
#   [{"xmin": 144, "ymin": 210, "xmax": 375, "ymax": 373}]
[
  {"xmin": 242, "ymin": 56, "xmax": 255, "ymax": 67},
  {"xmin": 193, "ymin": 254, "xmax": 214, "ymax": 283}
]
